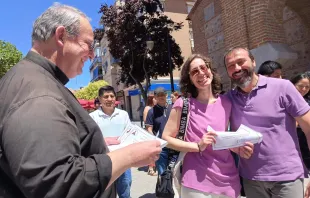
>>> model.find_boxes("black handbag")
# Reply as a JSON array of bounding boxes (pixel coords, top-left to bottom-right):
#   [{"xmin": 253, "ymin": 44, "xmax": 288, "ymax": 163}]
[{"xmin": 155, "ymin": 97, "xmax": 189, "ymax": 198}]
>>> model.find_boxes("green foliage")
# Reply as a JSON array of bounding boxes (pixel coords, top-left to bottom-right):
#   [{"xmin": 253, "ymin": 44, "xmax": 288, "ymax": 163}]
[
  {"xmin": 74, "ymin": 80, "xmax": 109, "ymax": 100},
  {"xmin": 0, "ymin": 40, "xmax": 23, "ymax": 78},
  {"xmin": 96, "ymin": 0, "xmax": 184, "ymax": 102}
]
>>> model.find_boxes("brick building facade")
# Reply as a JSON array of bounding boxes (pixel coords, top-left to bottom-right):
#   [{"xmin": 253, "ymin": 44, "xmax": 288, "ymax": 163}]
[{"xmin": 188, "ymin": 0, "xmax": 310, "ymax": 90}]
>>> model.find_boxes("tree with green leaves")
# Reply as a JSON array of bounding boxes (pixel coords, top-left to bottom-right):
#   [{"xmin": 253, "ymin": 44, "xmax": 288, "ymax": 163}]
[
  {"xmin": 74, "ymin": 80, "xmax": 109, "ymax": 100},
  {"xmin": 95, "ymin": 0, "xmax": 184, "ymax": 103},
  {"xmin": 0, "ymin": 40, "xmax": 23, "ymax": 78}
]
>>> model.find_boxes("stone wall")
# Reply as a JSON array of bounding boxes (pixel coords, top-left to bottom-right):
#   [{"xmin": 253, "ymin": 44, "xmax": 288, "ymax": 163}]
[{"xmin": 283, "ymin": 5, "xmax": 310, "ymax": 79}]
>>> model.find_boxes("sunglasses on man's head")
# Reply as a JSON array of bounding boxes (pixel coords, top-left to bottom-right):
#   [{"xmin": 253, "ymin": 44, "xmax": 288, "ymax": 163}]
[{"xmin": 189, "ymin": 63, "xmax": 210, "ymax": 77}]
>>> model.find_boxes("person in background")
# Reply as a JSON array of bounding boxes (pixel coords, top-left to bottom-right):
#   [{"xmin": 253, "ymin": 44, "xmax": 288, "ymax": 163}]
[
  {"xmin": 143, "ymin": 95, "xmax": 158, "ymax": 176},
  {"xmin": 145, "ymin": 87, "xmax": 172, "ymax": 176},
  {"xmin": 89, "ymin": 86, "xmax": 132, "ymax": 198},
  {"xmin": 257, "ymin": 60, "xmax": 283, "ymax": 78},
  {"xmin": 137, "ymin": 101, "xmax": 145, "ymax": 127},
  {"xmin": 224, "ymin": 47, "xmax": 310, "ymax": 198},
  {"xmin": 171, "ymin": 91, "xmax": 179, "ymax": 104},
  {"xmin": 290, "ymin": 73, "xmax": 310, "ymax": 171},
  {"xmin": 162, "ymin": 54, "xmax": 253, "ymax": 198},
  {"xmin": 143, "ymin": 96, "xmax": 157, "ymax": 125},
  {"xmin": 0, "ymin": 4, "xmax": 161, "ymax": 198},
  {"xmin": 305, "ymin": 71, "xmax": 310, "ymax": 105},
  {"xmin": 94, "ymin": 97, "xmax": 100, "ymax": 109}
]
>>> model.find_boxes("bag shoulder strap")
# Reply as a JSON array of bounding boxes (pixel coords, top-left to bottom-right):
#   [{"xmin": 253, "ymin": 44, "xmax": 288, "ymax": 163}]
[
  {"xmin": 176, "ymin": 97, "xmax": 189, "ymax": 140},
  {"xmin": 167, "ymin": 97, "xmax": 189, "ymax": 169}
]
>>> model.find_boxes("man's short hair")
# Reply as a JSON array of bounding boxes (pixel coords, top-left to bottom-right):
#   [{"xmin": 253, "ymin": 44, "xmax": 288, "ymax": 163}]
[
  {"xmin": 257, "ymin": 61, "xmax": 282, "ymax": 76},
  {"xmin": 32, "ymin": 3, "xmax": 90, "ymax": 44},
  {"xmin": 223, "ymin": 47, "xmax": 255, "ymax": 67},
  {"xmin": 154, "ymin": 87, "xmax": 167, "ymax": 96},
  {"xmin": 98, "ymin": 86, "xmax": 116, "ymax": 97}
]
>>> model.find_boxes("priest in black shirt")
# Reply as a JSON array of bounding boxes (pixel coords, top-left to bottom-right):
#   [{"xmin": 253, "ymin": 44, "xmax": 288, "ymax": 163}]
[{"xmin": 0, "ymin": 3, "xmax": 161, "ymax": 198}]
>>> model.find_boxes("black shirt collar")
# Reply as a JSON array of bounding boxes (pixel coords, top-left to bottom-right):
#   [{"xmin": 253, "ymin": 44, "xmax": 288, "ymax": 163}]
[{"xmin": 25, "ymin": 51, "xmax": 69, "ymax": 85}]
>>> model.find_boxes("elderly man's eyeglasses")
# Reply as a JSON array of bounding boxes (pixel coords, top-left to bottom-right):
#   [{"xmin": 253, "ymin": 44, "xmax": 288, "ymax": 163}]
[
  {"xmin": 189, "ymin": 63, "xmax": 210, "ymax": 77},
  {"xmin": 77, "ymin": 41, "xmax": 95, "ymax": 53}
]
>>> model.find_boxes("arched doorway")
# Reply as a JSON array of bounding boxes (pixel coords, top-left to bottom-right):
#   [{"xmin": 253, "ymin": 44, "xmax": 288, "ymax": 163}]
[{"xmin": 282, "ymin": 0, "xmax": 310, "ymax": 78}]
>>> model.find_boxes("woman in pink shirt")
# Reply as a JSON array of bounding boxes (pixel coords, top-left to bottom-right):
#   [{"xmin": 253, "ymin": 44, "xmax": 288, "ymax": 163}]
[{"xmin": 162, "ymin": 54, "xmax": 254, "ymax": 198}]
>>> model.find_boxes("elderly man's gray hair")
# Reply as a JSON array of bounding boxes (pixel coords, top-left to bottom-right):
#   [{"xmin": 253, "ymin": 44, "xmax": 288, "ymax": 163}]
[{"xmin": 32, "ymin": 3, "xmax": 91, "ymax": 44}]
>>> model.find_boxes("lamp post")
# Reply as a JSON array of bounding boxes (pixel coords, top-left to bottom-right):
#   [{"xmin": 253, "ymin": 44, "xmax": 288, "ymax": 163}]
[
  {"xmin": 167, "ymin": 32, "xmax": 174, "ymax": 92},
  {"xmin": 141, "ymin": 40, "xmax": 154, "ymax": 103}
]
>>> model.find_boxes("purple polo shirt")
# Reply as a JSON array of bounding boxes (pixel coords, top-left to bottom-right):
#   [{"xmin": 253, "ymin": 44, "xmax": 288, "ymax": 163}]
[{"xmin": 228, "ymin": 75, "xmax": 310, "ymax": 181}]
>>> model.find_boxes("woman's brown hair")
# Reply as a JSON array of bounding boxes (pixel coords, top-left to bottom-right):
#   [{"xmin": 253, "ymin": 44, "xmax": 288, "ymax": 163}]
[
  {"xmin": 146, "ymin": 95, "xmax": 155, "ymax": 106},
  {"xmin": 179, "ymin": 54, "xmax": 222, "ymax": 98}
]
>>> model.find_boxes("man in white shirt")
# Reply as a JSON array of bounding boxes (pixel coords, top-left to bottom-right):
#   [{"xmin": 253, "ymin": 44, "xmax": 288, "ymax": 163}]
[{"xmin": 90, "ymin": 85, "xmax": 131, "ymax": 198}]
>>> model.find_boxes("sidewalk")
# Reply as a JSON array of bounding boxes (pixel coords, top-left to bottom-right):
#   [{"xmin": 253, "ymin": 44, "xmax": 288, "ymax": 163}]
[
  {"xmin": 130, "ymin": 122, "xmax": 157, "ymax": 197},
  {"xmin": 131, "ymin": 167, "xmax": 157, "ymax": 198}
]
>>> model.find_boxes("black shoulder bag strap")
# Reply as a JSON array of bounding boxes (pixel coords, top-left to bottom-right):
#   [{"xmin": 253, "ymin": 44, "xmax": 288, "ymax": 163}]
[{"xmin": 167, "ymin": 97, "xmax": 189, "ymax": 170}]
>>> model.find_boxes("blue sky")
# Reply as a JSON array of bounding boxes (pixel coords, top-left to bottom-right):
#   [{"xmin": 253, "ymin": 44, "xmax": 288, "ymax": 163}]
[{"xmin": 0, "ymin": 0, "xmax": 114, "ymax": 89}]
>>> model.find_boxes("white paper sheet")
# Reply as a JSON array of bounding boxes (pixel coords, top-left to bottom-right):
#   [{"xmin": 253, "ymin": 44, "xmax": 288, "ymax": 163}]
[
  {"xmin": 108, "ymin": 123, "xmax": 168, "ymax": 152},
  {"xmin": 207, "ymin": 125, "xmax": 263, "ymax": 150}
]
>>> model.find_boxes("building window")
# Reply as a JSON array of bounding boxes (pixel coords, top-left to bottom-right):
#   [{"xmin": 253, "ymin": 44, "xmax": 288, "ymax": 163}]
[
  {"xmin": 95, "ymin": 48, "xmax": 101, "ymax": 57},
  {"xmin": 186, "ymin": 2, "xmax": 195, "ymax": 14},
  {"xmin": 103, "ymin": 61, "xmax": 108, "ymax": 75},
  {"xmin": 187, "ymin": 5, "xmax": 193, "ymax": 13},
  {"xmin": 204, "ymin": 2, "xmax": 215, "ymax": 21},
  {"xmin": 90, "ymin": 69, "xmax": 93, "ymax": 80},
  {"xmin": 92, "ymin": 67, "xmax": 99, "ymax": 80},
  {"xmin": 189, "ymin": 29, "xmax": 194, "ymax": 49},
  {"xmin": 98, "ymin": 66, "xmax": 103, "ymax": 76},
  {"xmin": 159, "ymin": 0, "xmax": 165, "ymax": 11},
  {"xmin": 102, "ymin": 48, "xmax": 107, "ymax": 56}
]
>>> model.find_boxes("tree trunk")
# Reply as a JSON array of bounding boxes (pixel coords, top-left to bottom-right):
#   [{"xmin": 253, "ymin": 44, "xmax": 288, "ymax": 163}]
[{"xmin": 128, "ymin": 47, "xmax": 151, "ymax": 105}]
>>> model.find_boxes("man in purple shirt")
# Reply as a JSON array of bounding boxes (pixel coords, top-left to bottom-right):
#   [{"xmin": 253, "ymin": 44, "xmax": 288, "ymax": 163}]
[{"xmin": 224, "ymin": 47, "xmax": 310, "ymax": 198}]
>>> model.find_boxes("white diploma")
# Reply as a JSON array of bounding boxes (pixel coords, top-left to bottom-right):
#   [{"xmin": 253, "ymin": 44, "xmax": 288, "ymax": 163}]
[
  {"xmin": 208, "ymin": 125, "xmax": 263, "ymax": 150},
  {"xmin": 108, "ymin": 123, "xmax": 168, "ymax": 151}
]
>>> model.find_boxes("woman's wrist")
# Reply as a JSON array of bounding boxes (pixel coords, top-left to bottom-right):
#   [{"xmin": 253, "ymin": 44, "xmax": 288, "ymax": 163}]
[
  {"xmin": 197, "ymin": 142, "xmax": 203, "ymax": 156},
  {"xmin": 186, "ymin": 142, "xmax": 200, "ymax": 153}
]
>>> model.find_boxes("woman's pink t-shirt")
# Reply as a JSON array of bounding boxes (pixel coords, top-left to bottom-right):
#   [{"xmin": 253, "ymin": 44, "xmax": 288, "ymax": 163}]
[{"xmin": 173, "ymin": 95, "xmax": 240, "ymax": 198}]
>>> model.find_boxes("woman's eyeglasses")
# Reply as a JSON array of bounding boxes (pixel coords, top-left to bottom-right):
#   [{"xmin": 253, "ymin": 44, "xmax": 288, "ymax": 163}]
[
  {"xmin": 189, "ymin": 63, "xmax": 210, "ymax": 77},
  {"xmin": 296, "ymin": 84, "xmax": 310, "ymax": 90}
]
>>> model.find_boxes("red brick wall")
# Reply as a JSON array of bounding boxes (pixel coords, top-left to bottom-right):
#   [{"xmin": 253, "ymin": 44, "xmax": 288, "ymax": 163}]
[
  {"xmin": 220, "ymin": 0, "xmax": 249, "ymax": 49},
  {"xmin": 189, "ymin": 0, "xmax": 210, "ymax": 56},
  {"xmin": 189, "ymin": 0, "xmax": 310, "ymax": 87},
  {"xmin": 245, "ymin": 0, "xmax": 287, "ymax": 48}
]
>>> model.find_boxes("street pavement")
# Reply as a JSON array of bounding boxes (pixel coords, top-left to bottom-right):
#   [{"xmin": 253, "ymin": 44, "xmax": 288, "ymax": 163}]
[
  {"xmin": 131, "ymin": 166, "xmax": 157, "ymax": 198},
  {"xmin": 130, "ymin": 122, "xmax": 157, "ymax": 198}
]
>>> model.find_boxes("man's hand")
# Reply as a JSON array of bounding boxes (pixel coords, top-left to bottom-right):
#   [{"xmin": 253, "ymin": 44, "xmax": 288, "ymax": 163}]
[
  {"xmin": 127, "ymin": 140, "xmax": 162, "ymax": 167},
  {"xmin": 231, "ymin": 142, "xmax": 254, "ymax": 159},
  {"xmin": 105, "ymin": 137, "xmax": 120, "ymax": 146}
]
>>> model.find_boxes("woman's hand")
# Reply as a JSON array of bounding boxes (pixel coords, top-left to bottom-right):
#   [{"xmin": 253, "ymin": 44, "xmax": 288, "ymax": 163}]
[{"xmin": 198, "ymin": 131, "xmax": 217, "ymax": 151}]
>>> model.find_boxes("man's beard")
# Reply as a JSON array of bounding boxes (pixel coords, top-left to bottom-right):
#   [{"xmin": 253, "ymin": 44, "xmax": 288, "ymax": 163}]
[{"xmin": 231, "ymin": 68, "xmax": 254, "ymax": 89}]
